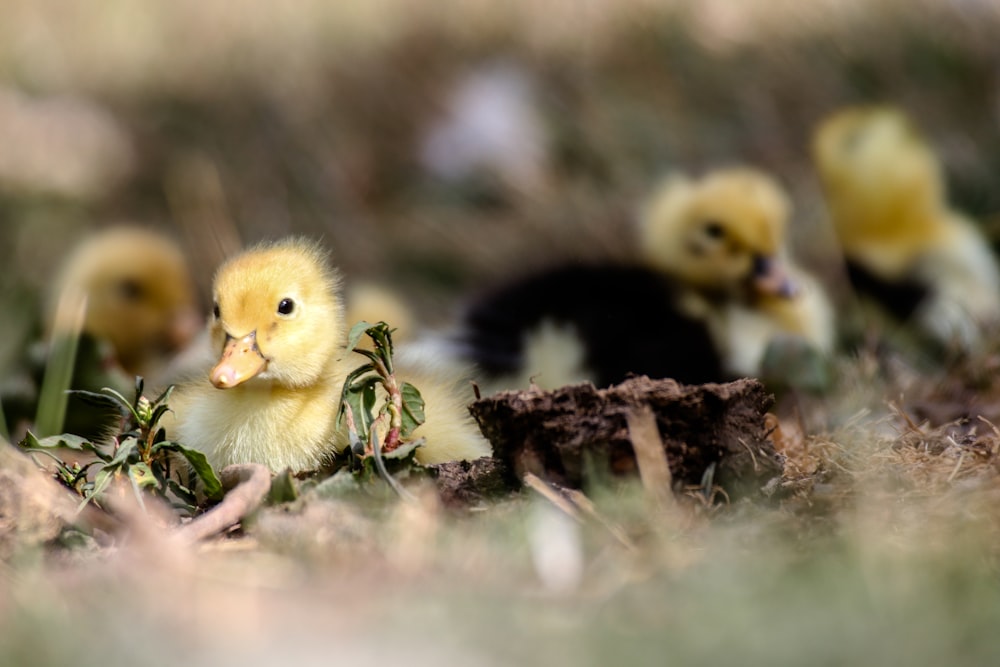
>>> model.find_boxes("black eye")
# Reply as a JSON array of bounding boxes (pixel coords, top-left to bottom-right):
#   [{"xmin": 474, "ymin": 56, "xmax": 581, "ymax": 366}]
[
  {"xmin": 213, "ymin": 302, "xmax": 220, "ymax": 319},
  {"xmin": 703, "ymin": 220, "xmax": 726, "ymax": 239},
  {"xmin": 277, "ymin": 298, "xmax": 295, "ymax": 315},
  {"xmin": 119, "ymin": 278, "xmax": 144, "ymax": 302}
]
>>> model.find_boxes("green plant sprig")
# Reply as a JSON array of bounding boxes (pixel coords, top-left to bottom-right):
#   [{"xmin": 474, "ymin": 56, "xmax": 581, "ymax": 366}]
[
  {"xmin": 335, "ymin": 321, "xmax": 426, "ymax": 498},
  {"xmin": 20, "ymin": 377, "xmax": 223, "ymax": 515}
]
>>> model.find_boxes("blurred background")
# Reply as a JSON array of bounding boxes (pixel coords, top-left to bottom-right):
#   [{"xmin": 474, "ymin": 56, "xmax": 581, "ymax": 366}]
[{"xmin": 3, "ymin": 0, "xmax": 1000, "ymax": 347}]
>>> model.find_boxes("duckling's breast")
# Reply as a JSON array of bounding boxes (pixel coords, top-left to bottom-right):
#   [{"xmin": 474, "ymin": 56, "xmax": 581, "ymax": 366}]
[{"xmin": 177, "ymin": 379, "xmax": 344, "ymax": 472}]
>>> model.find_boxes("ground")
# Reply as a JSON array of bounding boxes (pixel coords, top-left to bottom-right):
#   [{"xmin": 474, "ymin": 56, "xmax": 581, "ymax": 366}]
[{"xmin": 3, "ymin": 1, "xmax": 1000, "ymax": 664}]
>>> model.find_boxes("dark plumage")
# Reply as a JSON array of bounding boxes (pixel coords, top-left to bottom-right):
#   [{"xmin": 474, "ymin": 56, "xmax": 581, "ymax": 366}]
[
  {"xmin": 844, "ymin": 261, "xmax": 927, "ymax": 322},
  {"xmin": 458, "ymin": 264, "xmax": 723, "ymax": 388}
]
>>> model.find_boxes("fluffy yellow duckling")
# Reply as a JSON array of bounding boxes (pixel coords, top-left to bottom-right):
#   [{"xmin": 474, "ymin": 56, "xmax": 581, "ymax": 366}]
[
  {"xmin": 455, "ymin": 167, "xmax": 834, "ymax": 391},
  {"xmin": 1, "ymin": 226, "xmax": 199, "ymax": 438},
  {"xmin": 345, "ymin": 281, "xmax": 416, "ymax": 350},
  {"xmin": 813, "ymin": 105, "xmax": 1000, "ymax": 350},
  {"xmin": 47, "ymin": 226, "xmax": 200, "ymax": 380},
  {"xmin": 167, "ymin": 238, "xmax": 490, "ymax": 473},
  {"xmin": 639, "ymin": 167, "xmax": 835, "ymax": 378}
]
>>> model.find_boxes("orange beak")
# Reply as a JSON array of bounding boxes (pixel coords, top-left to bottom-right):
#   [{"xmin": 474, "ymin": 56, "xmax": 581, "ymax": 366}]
[
  {"xmin": 752, "ymin": 256, "xmax": 798, "ymax": 299},
  {"xmin": 210, "ymin": 332, "xmax": 268, "ymax": 388}
]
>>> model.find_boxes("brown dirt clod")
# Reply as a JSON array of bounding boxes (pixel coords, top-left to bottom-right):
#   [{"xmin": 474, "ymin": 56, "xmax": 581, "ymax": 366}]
[{"xmin": 468, "ymin": 376, "xmax": 781, "ymax": 501}]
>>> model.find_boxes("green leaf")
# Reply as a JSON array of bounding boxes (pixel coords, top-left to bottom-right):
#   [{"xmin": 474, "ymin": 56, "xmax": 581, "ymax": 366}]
[
  {"xmin": 127, "ymin": 465, "xmax": 147, "ymax": 512},
  {"xmin": 20, "ymin": 431, "xmax": 91, "ymax": 451},
  {"xmin": 343, "ymin": 374, "xmax": 382, "ymax": 445},
  {"xmin": 100, "ymin": 387, "xmax": 141, "ymax": 425},
  {"xmin": 79, "ymin": 467, "xmax": 115, "ymax": 512},
  {"xmin": 310, "ymin": 468, "xmax": 363, "ymax": 499},
  {"xmin": 150, "ymin": 404, "xmax": 172, "ymax": 430},
  {"xmin": 129, "ymin": 462, "xmax": 157, "ymax": 489},
  {"xmin": 168, "ymin": 443, "xmax": 224, "ymax": 501},
  {"xmin": 383, "ymin": 440, "xmax": 422, "ymax": 461},
  {"xmin": 133, "ymin": 376, "xmax": 145, "ymax": 409},
  {"xmin": 151, "ymin": 383, "xmax": 174, "ymax": 408},
  {"xmin": 167, "ymin": 479, "xmax": 197, "ymax": 506},
  {"xmin": 399, "ymin": 382, "xmax": 426, "ymax": 438},
  {"xmin": 108, "ymin": 437, "xmax": 139, "ymax": 468},
  {"xmin": 267, "ymin": 468, "xmax": 299, "ymax": 505},
  {"xmin": 335, "ymin": 362, "xmax": 376, "ymax": 431},
  {"xmin": 346, "ymin": 320, "xmax": 373, "ymax": 352}
]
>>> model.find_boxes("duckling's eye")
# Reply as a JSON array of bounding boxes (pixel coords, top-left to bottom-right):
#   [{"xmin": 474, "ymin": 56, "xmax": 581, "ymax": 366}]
[
  {"xmin": 702, "ymin": 220, "xmax": 726, "ymax": 240},
  {"xmin": 277, "ymin": 298, "xmax": 295, "ymax": 315},
  {"xmin": 213, "ymin": 302, "xmax": 221, "ymax": 319},
  {"xmin": 118, "ymin": 278, "xmax": 144, "ymax": 302}
]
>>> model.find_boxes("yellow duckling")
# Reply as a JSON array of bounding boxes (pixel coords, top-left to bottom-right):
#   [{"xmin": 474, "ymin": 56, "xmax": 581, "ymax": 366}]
[
  {"xmin": 344, "ymin": 281, "xmax": 416, "ymax": 351},
  {"xmin": 167, "ymin": 238, "xmax": 490, "ymax": 473},
  {"xmin": 639, "ymin": 167, "xmax": 835, "ymax": 379},
  {"xmin": 813, "ymin": 105, "xmax": 1000, "ymax": 350},
  {"xmin": 48, "ymin": 226, "xmax": 200, "ymax": 380},
  {"xmin": 455, "ymin": 167, "xmax": 834, "ymax": 391},
  {"xmin": 1, "ymin": 226, "xmax": 199, "ymax": 439}
]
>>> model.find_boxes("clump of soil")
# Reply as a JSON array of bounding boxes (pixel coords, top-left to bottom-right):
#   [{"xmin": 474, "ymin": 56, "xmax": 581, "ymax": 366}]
[{"xmin": 469, "ymin": 376, "xmax": 780, "ymax": 500}]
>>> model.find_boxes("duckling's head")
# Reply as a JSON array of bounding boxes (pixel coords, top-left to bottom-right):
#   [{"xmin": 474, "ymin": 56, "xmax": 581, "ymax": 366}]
[
  {"xmin": 812, "ymin": 105, "xmax": 945, "ymax": 261},
  {"xmin": 208, "ymin": 238, "xmax": 345, "ymax": 390},
  {"xmin": 638, "ymin": 167, "xmax": 795, "ymax": 298},
  {"xmin": 49, "ymin": 227, "xmax": 199, "ymax": 376}
]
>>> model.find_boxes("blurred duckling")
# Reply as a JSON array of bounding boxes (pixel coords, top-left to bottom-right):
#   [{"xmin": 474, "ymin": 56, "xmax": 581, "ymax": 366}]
[
  {"xmin": 344, "ymin": 281, "xmax": 416, "ymax": 350},
  {"xmin": 455, "ymin": 167, "xmax": 835, "ymax": 392},
  {"xmin": 166, "ymin": 238, "xmax": 490, "ymax": 473},
  {"xmin": 2, "ymin": 226, "xmax": 199, "ymax": 439},
  {"xmin": 47, "ymin": 226, "xmax": 200, "ymax": 380},
  {"xmin": 813, "ymin": 105, "xmax": 1000, "ymax": 352}
]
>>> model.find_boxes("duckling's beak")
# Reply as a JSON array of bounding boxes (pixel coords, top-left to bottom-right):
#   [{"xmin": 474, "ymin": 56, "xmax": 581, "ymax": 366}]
[
  {"xmin": 752, "ymin": 256, "xmax": 798, "ymax": 298},
  {"xmin": 210, "ymin": 332, "xmax": 268, "ymax": 388}
]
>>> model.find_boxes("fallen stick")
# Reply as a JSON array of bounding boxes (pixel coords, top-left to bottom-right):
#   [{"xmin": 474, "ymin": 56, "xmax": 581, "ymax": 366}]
[{"xmin": 174, "ymin": 463, "xmax": 271, "ymax": 543}]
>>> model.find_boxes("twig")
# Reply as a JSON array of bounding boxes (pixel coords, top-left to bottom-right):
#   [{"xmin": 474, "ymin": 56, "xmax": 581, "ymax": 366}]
[
  {"xmin": 888, "ymin": 400, "xmax": 925, "ymax": 435},
  {"xmin": 523, "ymin": 472, "xmax": 635, "ymax": 551},
  {"xmin": 947, "ymin": 450, "xmax": 967, "ymax": 484},
  {"xmin": 523, "ymin": 472, "xmax": 582, "ymax": 522},
  {"xmin": 625, "ymin": 405, "xmax": 676, "ymax": 510},
  {"xmin": 174, "ymin": 463, "xmax": 271, "ymax": 543}
]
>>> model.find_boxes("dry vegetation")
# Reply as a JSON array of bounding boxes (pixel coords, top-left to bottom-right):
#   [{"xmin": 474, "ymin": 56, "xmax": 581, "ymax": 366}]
[{"xmin": 4, "ymin": 1, "xmax": 1000, "ymax": 664}]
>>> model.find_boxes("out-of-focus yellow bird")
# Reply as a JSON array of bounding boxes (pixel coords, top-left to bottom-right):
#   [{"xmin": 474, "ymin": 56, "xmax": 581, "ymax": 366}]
[
  {"xmin": 3, "ymin": 226, "xmax": 199, "ymax": 439},
  {"xmin": 453, "ymin": 167, "xmax": 835, "ymax": 393},
  {"xmin": 813, "ymin": 105, "xmax": 1000, "ymax": 352}
]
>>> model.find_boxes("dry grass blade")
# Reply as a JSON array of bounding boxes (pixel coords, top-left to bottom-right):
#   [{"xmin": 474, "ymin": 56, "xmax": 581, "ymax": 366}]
[
  {"xmin": 523, "ymin": 472, "xmax": 582, "ymax": 522},
  {"xmin": 523, "ymin": 472, "xmax": 635, "ymax": 551},
  {"xmin": 175, "ymin": 463, "xmax": 271, "ymax": 543},
  {"xmin": 626, "ymin": 404, "xmax": 675, "ymax": 510}
]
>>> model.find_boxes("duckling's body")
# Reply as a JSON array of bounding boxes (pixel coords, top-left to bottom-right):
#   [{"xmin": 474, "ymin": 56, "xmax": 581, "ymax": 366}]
[
  {"xmin": 168, "ymin": 238, "xmax": 489, "ymax": 473},
  {"xmin": 48, "ymin": 227, "xmax": 200, "ymax": 380},
  {"xmin": 813, "ymin": 106, "xmax": 1000, "ymax": 350},
  {"xmin": 460, "ymin": 264, "xmax": 723, "ymax": 390},
  {"xmin": 454, "ymin": 168, "xmax": 834, "ymax": 392},
  {"xmin": 2, "ymin": 226, "xmax": 199, "ymax": 439}
]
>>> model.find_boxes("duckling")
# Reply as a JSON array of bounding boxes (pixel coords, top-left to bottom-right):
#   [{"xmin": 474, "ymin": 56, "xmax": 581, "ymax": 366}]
[
  {"xmin": 812, "ymin": 105, "xmax": 1000, "ymax": 351},
  {"xmin": 166, "ymin": 238, "xmax": 490, "ymax": 473},
  {"xmin": 344, "ymin": 281, "xmax": 416, "ymax": 350},
  {"xmin": 454, "ymin": 167, "xmax": 834, "ymax": 393},
  {"xmin": 46, "ymin": 226, "xmax": 200, "ymax": 380},
  {"xmin": 2, "ymin": 226, "xmax": 199, "ymax": 439}
]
